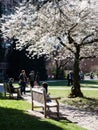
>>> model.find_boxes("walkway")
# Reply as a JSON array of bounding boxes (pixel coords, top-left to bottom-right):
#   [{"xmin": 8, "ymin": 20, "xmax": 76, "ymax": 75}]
[
  {"xmin": 0, "ymin": 85, "xmax": 98, "ymax": 130},
  {"xmin": 22, "ymin": 88, "xmax": 98, "ymax": 130}
]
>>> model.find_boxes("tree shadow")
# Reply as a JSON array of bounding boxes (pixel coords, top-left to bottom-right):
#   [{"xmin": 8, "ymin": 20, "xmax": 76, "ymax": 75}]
[
  {"xmin": 47, "ymin": 80, "xmax": 68, "ymax": 87},
  {"xmin": 0, "ymin": 106, "xmax": 67, "ymax": 130},
  {"xmin": 0, "ymin": 92, "xmax": 73, "ymax": 130},
  {"xmin": 77, "ymin": 96, "xmax": 98, "ymax": 114},
  {"xmin": 0, "ymin": 92, "xmax": 23, "ymax": 100}
]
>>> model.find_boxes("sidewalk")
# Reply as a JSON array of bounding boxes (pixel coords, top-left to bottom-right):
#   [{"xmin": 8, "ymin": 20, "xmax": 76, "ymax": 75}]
[{"xmin": 23, "ymin": 91, "xmax": 98, "ymax": 130}]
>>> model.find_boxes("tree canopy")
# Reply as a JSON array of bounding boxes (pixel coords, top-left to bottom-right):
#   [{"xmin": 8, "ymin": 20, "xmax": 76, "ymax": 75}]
[
  {"xmin": 1, "ymin": 0, "xmax": 98, "ymax": 97},
  {"xmin": 1, "ymin": 0, "xmax": 98, "ymax": 59}
]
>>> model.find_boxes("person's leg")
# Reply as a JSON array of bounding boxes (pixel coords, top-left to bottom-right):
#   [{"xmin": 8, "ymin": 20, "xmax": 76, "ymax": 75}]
[
  {"xmin": 20, "ymin": 85, "xmax": 24, "ymax": 95},
  {"xmin": 22, "ymin": 82, "xmax": 26, "ymax": 94},
  {"xmin": 17, "ymin": 89, "xmax": 22, "ymax": 97},
  {"xmin": 30, "ymin": 81, "xmax": 34, "ymax": 88},
  {"xmin": 67, "ymin": 79, "xmax": 70, "ymax": 86}
]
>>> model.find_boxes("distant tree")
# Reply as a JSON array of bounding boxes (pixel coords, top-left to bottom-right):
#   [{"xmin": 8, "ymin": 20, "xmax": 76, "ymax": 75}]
[{"xmin": 49, "ymin": 48, "xmax": 73, "ymax": 79}]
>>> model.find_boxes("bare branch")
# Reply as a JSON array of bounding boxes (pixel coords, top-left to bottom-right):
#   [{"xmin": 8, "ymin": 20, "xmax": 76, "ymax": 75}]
[
  {"xmin": 82, "ymin": 38, "xmax": 98, "ymax": 45},
  {"xmin": 80, "ymin": 33, "xmax": 94, "ymax": 45},
  {"xmin": 57, "ymin": 36, "xmax": 75, "ymax": 54},
  {"xmin": 80, "ymin": 55, "xmax": 96, "ymax": 61},
  {"xmin": 67, "ymin": 23, "xmax": 78, "ymax": 44}
]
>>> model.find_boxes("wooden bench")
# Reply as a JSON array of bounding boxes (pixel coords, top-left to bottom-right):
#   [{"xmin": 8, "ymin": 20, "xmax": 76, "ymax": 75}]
[
  {"xmin": 3, "ymin": 82, "xmax": 20, "ymax": 98},
  {"xmin": 31, "ymin": 88, "xmax": 61, "ymax": 118}
]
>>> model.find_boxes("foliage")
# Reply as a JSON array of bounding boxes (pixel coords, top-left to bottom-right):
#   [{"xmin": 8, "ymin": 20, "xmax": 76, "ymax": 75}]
[{"xmin": 1, "ymin": 0, "xmax": 98, "ymax": 59}]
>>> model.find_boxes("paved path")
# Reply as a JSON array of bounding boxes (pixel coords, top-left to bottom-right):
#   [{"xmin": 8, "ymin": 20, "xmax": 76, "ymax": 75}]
[
  {"xmin": 22, "ymin": 91, "xmax": 98, "ymax": 130},
  {"xmin": 60, "ymin": 104, "xmax": 98, "ymax": 130},
  {"xmin": 0, "ymin": 85, "xmax": 98, "ymax": 130},
  {"xmin": 0, "ymin": 84, "xmax": 4, "ymax": 92}
]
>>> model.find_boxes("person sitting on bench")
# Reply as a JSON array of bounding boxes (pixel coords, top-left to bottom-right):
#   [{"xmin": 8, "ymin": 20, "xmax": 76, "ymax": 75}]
[
  {"xmin": 8, "ymin": 78, "xmax": 22, "ymax": 98},
  {"xmin": 41, "ymin": 82, "xmax": 51, "ymax": 102}
]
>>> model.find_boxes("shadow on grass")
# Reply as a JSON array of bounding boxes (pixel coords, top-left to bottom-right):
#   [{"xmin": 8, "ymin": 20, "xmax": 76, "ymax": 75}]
[
  {"xmin": 80, "ymin": 80, "xmax": 98, "ymax": 85},
  {"xmin": 81, "ymin": 85, "xmax": 98, "ymax": 88},
  {"xmin": 0, "ymin": 93, "xmax": 23, "ymax": 100},
  {"xmin": 47, "ymin": 80, "xmax": 68, "ymax": 87},
  {"xmin": 0, "ymin": 106, "xmax": 66, "ymax": 130},
  {"xmin": 44, "ymin": 80, "xmax": 98, "ymax": 87},
  {"xmin": 0, "ymin": 93, "xmax": 73, "ymax": 130},
  {"xmin": 40, "ymin": 110, "xmax": 72, "ymax": 123},
  {"xmin": 83, "ymin": 96, "xmax": 98, "ymax": 102}
]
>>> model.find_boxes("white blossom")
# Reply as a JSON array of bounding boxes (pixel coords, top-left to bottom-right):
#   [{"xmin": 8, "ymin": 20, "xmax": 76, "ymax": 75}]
[{"xmin": 1, "ymin": 0, "xmax": 98, "ymax": 59}]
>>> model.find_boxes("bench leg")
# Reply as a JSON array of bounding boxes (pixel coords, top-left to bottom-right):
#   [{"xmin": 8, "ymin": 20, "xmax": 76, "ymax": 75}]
[
  {"xmin": 32, "ymin": 102, "xmax": 34, "ymax": 110},
  {"xmin": 4, "ymin": 91, "xmax": 6, "ymax": 97},
  {"xmin": 56, "ymin": 106, "xmax": 59, "ymax": 119},
  {"xmin": 43, "ymin": 107, "xmax": 47, "ymax": 118}
]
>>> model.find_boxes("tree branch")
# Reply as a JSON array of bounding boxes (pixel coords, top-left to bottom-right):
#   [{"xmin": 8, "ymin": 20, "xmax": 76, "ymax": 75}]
[
  {"xmin": 57, "ymin": 36, "xmax": 75, "ymax": 54},
  {"xmin": 80, "ymin": 33, "xmax": 94, "ymax": 45},
  {"xmin": 82, "ymin": 38, "xmax": 98, "ymax": 45},
  {"xmin": 67, "ymin": 23, "xmax": 78, "ymax": 45},
  {"xmin": 79, "ymin": 55, "xmax": 96, "ymax": 61}
]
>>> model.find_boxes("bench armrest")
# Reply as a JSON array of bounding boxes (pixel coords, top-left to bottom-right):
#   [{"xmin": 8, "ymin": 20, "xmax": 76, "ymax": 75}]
[{"xmin": 49, "ymin": 97, "xmax": 61, "ymax": 100}]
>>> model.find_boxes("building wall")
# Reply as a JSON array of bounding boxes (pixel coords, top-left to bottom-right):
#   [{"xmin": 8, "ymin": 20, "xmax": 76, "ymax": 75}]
[{"xmin": 80, "ymin": 58, "xmax": 98, "ymax": 73}]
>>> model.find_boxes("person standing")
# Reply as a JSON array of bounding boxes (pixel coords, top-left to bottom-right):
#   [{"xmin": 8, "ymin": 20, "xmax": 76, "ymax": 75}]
[
  {"xmin": 19, "ymin": 70, "xmax": 28, "ymax": 95},
  {"xmin": 67, "ymin": 72, "xmax": 73, "ymax": 86},
  {"xmin": 29, "ymin": 70, "xmax": 35, "ymax": 88},
  {"xmin": 35, "ymin": 72, "xmax": 40, "ymax": 86},
  {"xmin": 79, "ymin": 71, "xmax": 84, "ymax": 81}
]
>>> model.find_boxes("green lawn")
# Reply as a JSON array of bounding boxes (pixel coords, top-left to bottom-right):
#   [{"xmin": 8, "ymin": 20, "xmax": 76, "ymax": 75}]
[
  {"xmin": 47, "ymin": 80, "xmax": 98, "ymax": 111},
  {"xmin": 0, "ymin": 93, "xmax": 86, "ymax": 130},
  {"xmin": 1, "ymin": 79, "xmax": 98, "ymax": 130}
]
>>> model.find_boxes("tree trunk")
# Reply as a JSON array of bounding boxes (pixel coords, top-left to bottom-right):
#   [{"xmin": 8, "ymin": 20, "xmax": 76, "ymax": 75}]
[
  {"xmin": 69, "ymin": 48, "xmax": 83, "ymax": 98},
  {"xmin": 55, "ymin": 62, "xmax": 59, "ymax": 79}
]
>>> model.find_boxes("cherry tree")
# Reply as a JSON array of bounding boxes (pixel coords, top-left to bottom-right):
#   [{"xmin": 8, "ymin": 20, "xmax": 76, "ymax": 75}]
[{"xmin": 1, "ymin": 0, "xmax": 98, "ymax": 97}]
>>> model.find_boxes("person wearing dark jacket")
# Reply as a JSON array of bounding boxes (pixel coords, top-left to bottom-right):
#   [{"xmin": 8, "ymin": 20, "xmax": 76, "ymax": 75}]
[
  {"xmin": 29, "ymin": 70, "xmax": 35, "ymax": 88},
  {"xmin": 19, "ymin": 70, "xmax": 27, "ymax": 95},
  {"xmin": 67, "ymin": 72, "xmax": 73, "ymax": 86}
]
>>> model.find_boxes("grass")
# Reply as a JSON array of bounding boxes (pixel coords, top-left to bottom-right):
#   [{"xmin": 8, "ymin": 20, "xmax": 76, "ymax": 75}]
[
  {"xmin": 49, "ymin": 90, "xmax": 98, "ymax": 113},
  {"xmin": 1, "ymin": 79, "xmax": 98, "ymax": 130},
  {"xmin": 48, "ymin": 81, "xmax": 98, "ymax": 112},
  {"xmin": 45, "ymin": 79, "xmax": 98, "ymax": 88},
  {"xmin": 15, "ymin": 79, "xmax": 98, "ymax": 111},
  {"xmin": 0, "ymin": 93, "xmax": 85, "ymax": 130}
]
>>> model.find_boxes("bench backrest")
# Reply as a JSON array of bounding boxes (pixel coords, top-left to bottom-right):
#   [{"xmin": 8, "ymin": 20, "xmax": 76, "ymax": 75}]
[
  {"xmin": 31, "ymin": 88, "xmax": 46, "ymax": 105},
  {"xmin": 4, "ymin": 82, "xmax": 11, "ymax": 93}
]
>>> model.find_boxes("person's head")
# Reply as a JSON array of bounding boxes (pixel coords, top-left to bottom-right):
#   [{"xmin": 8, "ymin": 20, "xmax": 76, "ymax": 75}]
[
  {"xmin": 31, "ymin": 70, "xmax": 34, "ymax": 74},
  {"xmin": 21, "ymin": 70, "xmax": 26, "ymax": 75},
  {"xmin": 42, "ymin": 82, "xmax": 48, "ymax": 94},
  {"xmin": 9, "ymin": 78, "xmax": 14, "ymax": 83}
]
